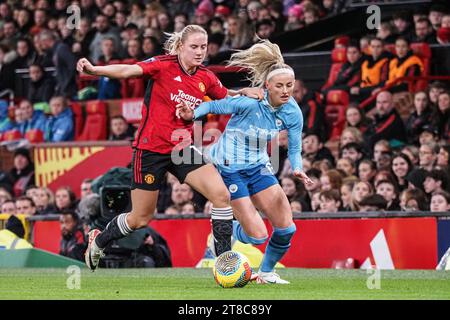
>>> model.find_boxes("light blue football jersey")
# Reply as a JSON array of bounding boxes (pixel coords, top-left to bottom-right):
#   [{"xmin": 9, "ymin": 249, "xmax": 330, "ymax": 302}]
[{"xmin": 194, "ymin": 91, "xmax": 304, "ymax": 173}]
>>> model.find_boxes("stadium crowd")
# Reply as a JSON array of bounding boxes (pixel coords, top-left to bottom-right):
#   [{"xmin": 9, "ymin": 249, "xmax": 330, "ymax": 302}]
[{"xmin": 0, "ymin": 1, "xmax": 450, "ymax": 262}]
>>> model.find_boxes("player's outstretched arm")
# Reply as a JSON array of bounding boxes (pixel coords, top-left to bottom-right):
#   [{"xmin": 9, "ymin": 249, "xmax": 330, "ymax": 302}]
[
  {"xmin": 228, "ymin": 87, "xmax": 264, "ymax": 100},
  {"xmin": 76, "ymin": 58, "xmax": 143, "ymax": 79}
]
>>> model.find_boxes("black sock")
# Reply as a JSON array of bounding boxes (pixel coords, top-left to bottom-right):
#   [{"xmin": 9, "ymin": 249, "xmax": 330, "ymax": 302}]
[
  {"xmin": 211, "ymin": 207, "xmax": 233, "ymax": 255},
  {"xmin": 95, "ymin": 213, "xmax": 133, "ymax": 249}
]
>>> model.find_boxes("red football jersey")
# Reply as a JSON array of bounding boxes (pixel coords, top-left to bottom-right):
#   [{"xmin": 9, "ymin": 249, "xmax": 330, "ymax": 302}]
[{"xmin": 134, "ymin": 55, "xmax": 228, "ymax": 154}]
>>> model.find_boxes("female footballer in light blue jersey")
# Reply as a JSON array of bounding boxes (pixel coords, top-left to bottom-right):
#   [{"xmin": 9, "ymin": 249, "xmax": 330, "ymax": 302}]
[{"xmin": 177, "ymin": 40, "xmax": 313, "ymax": 284}]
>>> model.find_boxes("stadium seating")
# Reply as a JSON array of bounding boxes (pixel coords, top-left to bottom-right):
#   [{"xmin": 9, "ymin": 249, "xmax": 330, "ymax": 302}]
[
  {"xmin": 24, "ymin": 129, "xmax": 44, "ymax": 143},
  {"xmin": 70, "ymin": 101, "xmax": 84, "ymax": 140},
  {"xmin": 325, "ymin": 90, "xmax": 349, "ymax": 140},
  {"xmin": 76, "ymin": 100, "xmax": 107, "ymax": 141},
  {"xmin": 321, "ymin": 47, "xmax": 347, "ymax": 91}
]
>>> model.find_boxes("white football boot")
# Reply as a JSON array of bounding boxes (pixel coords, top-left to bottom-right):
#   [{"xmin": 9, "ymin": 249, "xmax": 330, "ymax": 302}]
[
  {"xmin": 255, "ymin": 271, "xmax": 290, "ymax": 284},
  {"xmin": 85, "ymin": 229, "xmax": 105, "ymax": 271}
]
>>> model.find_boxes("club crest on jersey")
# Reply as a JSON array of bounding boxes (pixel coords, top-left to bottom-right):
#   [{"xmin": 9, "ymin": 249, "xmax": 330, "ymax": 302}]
[
  {"xmin": 229, "ymin": 184, "xmax": 238, "ymax": 193},
  {"xmin": 199, "ymin": 82, "xmax": 206, "ymax": 93},
  {"xmin": 144, "ymin": 174, "xmax": 155, "ymax": 184},
  {"xmin": 276, "ymin": 119, "xmax": 283, "ymax": 127}
]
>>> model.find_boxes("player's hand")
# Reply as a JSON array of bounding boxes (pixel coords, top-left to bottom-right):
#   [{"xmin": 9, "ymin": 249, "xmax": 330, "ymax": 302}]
[
  {"xmin": 77, "ymin": 58, "xmax": 96, "ymax": 75},
  {"xmin": 175, "ymin": 100, "xmax": 194, "ymax": 121},
  {"xmin": 293, "ymin": 170, "xmax": 313, "ymax": 186},
  {"xmin": 240, "ymin": 87, "xmax": 264, "ymax": 100}
]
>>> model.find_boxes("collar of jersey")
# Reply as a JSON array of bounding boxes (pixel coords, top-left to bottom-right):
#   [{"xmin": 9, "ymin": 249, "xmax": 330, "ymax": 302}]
[
  {"xmin": 262, "ymin": 90, "xmax": 286, "ymax": 113},
  {"xmin": 176, "ymin": 55, "xmax": 198, "ymax": 76}
]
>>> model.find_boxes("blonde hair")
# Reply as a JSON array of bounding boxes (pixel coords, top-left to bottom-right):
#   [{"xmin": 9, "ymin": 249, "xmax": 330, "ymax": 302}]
[
  {"xmin": 164, "ymin": 25, "xmax": 208, "ymax": 55},
  {"xmin": 227, "ymin": 39, "xmax": 293, "ymax": 88}
]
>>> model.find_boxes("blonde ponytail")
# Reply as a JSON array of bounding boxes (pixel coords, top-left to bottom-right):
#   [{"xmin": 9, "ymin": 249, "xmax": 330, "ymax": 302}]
[
  {"xmin": 227, "ymin": 39, "xmax": 292, "ymax": 87},
  {"xmin": 164, "ymin": 25, "xmax": 208, "ymax": 55}
]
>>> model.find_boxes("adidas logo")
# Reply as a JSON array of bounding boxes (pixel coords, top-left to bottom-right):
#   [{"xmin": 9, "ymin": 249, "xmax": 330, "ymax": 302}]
[{"xmin": 174, "ymin": 76, "xmax": 182, "ymax": 82}]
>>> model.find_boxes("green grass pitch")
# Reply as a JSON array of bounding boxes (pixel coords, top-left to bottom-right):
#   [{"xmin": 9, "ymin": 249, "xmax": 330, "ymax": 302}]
[{"xmin": 1, "ymin": 268, "xmax": 450, "ymax": 300}]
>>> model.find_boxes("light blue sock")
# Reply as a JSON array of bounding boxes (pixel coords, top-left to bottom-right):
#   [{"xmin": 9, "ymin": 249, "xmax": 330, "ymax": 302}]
[
  {"xmin": 260, "ymin": 224, "xmax": 297, "ymax": 273},
  {"xmin": 232, "ymin": 220, "xmax": 267, "ymax": 245}
]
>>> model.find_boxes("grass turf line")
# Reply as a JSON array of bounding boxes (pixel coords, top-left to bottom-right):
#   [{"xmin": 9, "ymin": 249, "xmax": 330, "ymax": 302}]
[{"xmin": 0, "ymin": 268, "xmax": 449, "ymax": 300}]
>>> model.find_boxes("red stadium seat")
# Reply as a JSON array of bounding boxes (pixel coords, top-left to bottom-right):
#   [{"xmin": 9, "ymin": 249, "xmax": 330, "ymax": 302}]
[
  {"xmin": 410, "ymin": 42, "xmax": 431, "ymax": 91},
  {"xmin": 325, "ymin": 90, "xmax": 349, "ymax": 140},
  {"xmin": 25, "ymin": 129, "xmax": 44, "ymax": 143},
  {"xmin": 70, "ymin": 101, "xmax": 84, "ymax": 140},
  {"xmin": 2, "ymin": 129, "xmax": 22, "ymax": 141},
  {"xmin": 76, "ymin": 100, "xmax": 107, "ymax": 141},
  {"xmin": 322, "ymin": 48, "xmax": 347, "ymax": 91}
]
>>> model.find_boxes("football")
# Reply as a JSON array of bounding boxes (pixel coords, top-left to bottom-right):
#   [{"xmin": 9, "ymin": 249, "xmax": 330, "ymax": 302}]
[{"xmin": 213, "ymin": 251, "xmax": 252, "ymax": 288}]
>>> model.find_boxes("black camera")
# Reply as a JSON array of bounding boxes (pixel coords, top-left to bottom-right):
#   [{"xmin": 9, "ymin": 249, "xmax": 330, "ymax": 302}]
[{"xmin": 100, "ymin": 185, "xmax": 132, "ymax": 220}]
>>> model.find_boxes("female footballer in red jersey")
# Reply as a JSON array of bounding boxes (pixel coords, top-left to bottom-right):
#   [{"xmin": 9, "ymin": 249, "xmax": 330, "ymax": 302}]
[{"xmin": 77, "ymin": 25, "xmax": 262, "ymax": 270}]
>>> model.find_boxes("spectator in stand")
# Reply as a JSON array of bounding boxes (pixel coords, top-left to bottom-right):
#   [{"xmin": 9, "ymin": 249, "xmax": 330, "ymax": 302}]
[
  {"xmin": 80, "ymin": 178, "xmax": 93, "ymax": 200},
  {"xmin": 391, "ymin": 152, "xmax": 414, "ymax": 192},
  {"xmin": 384, "ymin": 37, "xmax": 423, "ymax": 93},
  {"xmin": 320, "ymin": 169, "xmax": 343, "ymax": 192},
  {"xmin": 72, "ymin": 17, "xmax": 96, "ymax": 59},
  {"xmin": 336, "ymin": 157, "xmax": 356, "ymax": 178},
  {"xmin": 54, "ymin": 186, "xmax": 77, "ymax": 214},
  {"xmin": 434, "ymin": 91, "xmax": 450, "ymax": 142},
  {"xmin": 16, "ymin": 8, "xmax": 32, "ymax": 35},
  {"xmin": 142, "ymin": 36, "xmax": 162, "ymax": 58},
  {"xmin": 281, "ymin": 174, "xmax": 309, "ymax": 210},
  {"xmin": 204, "ymin": 32, "xmax": 225, "ymax": 65},
  {"xmin": 428, "ymin": 81, "xmax": 447, "ymax": 110},
  {"xmin": 0, "ymin": 187, "xmax": 12, "ymax": 207},
  {"xmin": 126, "ymin": 38, "xmax": 143, "ymax": 61},
  {"xmin": 285, "ymin": 4, "xmax": 303, "ymax": 31},
  {"xmin": 13, "ymin": 38, "xmax": 37, "ymax": 70},
  {"xmin": 170, "ymin": 182, "xmax": 194, "ymax": 211},
  {"xmin": 377, "ymin": 21, "xmax": 396, "ymax": 44},
  {"xmin": 98, "ymin": 37, "xmax": 121, "ymax": 64},
  {"xmin": 59, "ymin": 210, "xmax": 87, "ymax": 261},
  {"xmin": 340, "ymin": 179, "xmax": 356, "ymax": 211},
  {"xmin": 437, "ymin": 14, "xmax": 450, "ymax": 44},
  {"xmin": 1, "ymin": 200, "xmax": 16, "ymax": 215},
  {"xmin": 45, "ymin": 96, "xmax": 74, "ymax": 142},
  {"xmin": 1, "ymin": 20, "xmax": 20, "ymax": 49},
  {"xmin": 350, "ymin": 180, "xmax": 374, "ymax": 211},
  {"xmin": 358, "ymin": 194, "xmax": 387, "ymax": 212},
  {"xmin": 303, "ymin": 5, "xmax": 320, "ymax": 26},
  {"xmin": 0, "ymin": 215, "xmax": 32, "ymax": 249},
  {"xmin": 89, "ymin": 14, "xmax": 122, "ymax": 64},
  {"xmin": 429, "ymin": 4, "xmax": 446, "ymax": 32},
  {"xmin": 303, "ymin": 168, "xmax": 322, "ymax": 204},
  {"xmin": 423, "ymin": 169, "xmax": 448, "ymax": 197},
  {"xmin": 412, "ymin": 18, "xmax": 437, "ymax": 44},
  {"xmin": 364, "ymin": 91, "xmax": 407, "ymax": 150},
  {"xmin": 109, "ymin": 115, "xmax": 135, "ymax": 141},
  {"xmin": 358, "ymin": 159, "xmax": 377, "ymax": 185},
  {"xmin": 255, "ymin": 19, "xmax": 276, "ymax": 40},
  {"xmin": 15, "ymin": 196, "xmax": 37, "ymax": 215},
  {"xmin": 27, "ymin": 63, "xmax": 55, "ymax": 104},
  {"xmin": 9, "ymin": 148, "xmax": 35, "ymax": 197},
  {"xmin": 33, "ymin": 186, "xmax": 55, "ymax": 215},
  {"xmin": 345, "ymin": 105, "xmax": 372, "ymax": 134},
  {"xmin": 340, "ymin": 127, "xmax": 364, "ymax": 150},
  {"xmin": 430, "ymin": 191, "xmax": 450, "ymax": 212},
  {"xmin": 222, "ymin": 15, "xmax": 253, "ymax": 50},
  {"xmin": 401, "ymin": 144, "xmax": 420, "ymax": 166},
  {"xmin": 350, "ymin": 37, "xmax": 390, "ymax": 103},
  {"xmin": 418, "ymin": 125, "xmax": 439, "ymax": 146},
  {"xmin": 181, "ymin": 201, "xmax": 196, "ymax": 215},
  {"xmin": 400, "ymin": 188, "xmax": 428, "ymax": 211},
  {"xmin": 321, "ymin": 42, "xmax": 364, "ymax": 98},
  {"xmin": 340, "ymin": 142, "xmax": 365, "ymax": 167},
  {"xmin": 405, "ymin": 91, "xmax": 434, "ymax": 145},
  {"xmin": 17, "ymin": 99, "xmax": 47, "ymax": 137},
  {"xmin": 318, "ymin": 190, "xmax": 341, "ymax": 213},
  {"xmin": 376, "ymin": 179, "xmax": 400, "ymax": 211},
  {"xmin": 0, "ymin": 43, "xmax": 16, "ymax": 91},
  {"xmin": 30, "ymin": 9, "xmax": 48, "ymax": 36},
  {"xmin": 405, "ymin": 167, "xmax": 428, "ymax": 192},
  {"xmin": 419, "ymin": 142, "xmax": 438, "ymax": 172},
  {"xmin": 39, "ymin": 30, "xmax": 78, "ymax": 98},
  {"xmin": 302, "ymin": 132, "xmax": 335, "ymax": 166},
  {"xmin": 392, "ymin": 11, "xmax": 414, "ymax": 40},
  {"xmin": 293, "ymin": 79, "xmax": 327, "ymax": 142},
  {"xmin": 437, "ymin": 145, "xmax": 450, "ymax": 169}
]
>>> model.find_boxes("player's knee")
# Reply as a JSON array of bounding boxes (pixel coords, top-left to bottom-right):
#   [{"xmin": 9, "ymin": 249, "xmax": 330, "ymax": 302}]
[{"xmin": 209, "ymin": 188, "xmax": 231, "ymax": 207}]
